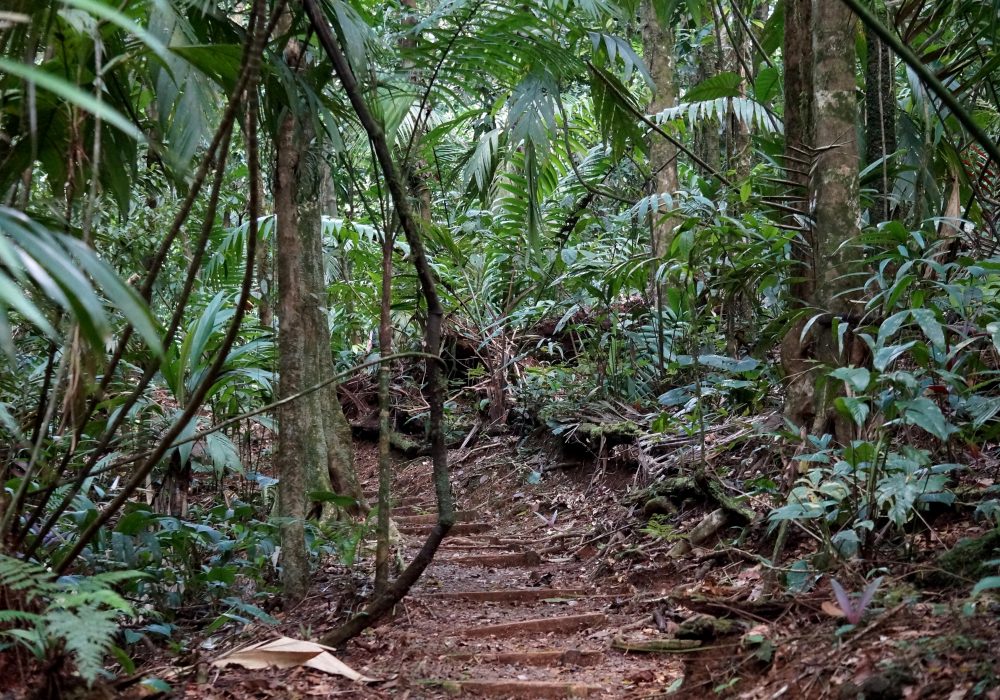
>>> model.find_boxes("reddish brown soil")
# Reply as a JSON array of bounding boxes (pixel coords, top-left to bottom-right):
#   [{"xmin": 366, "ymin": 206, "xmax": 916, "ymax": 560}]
[{"xmin": 139, "ymin": 439, "xmax": 1000, "ymax": 699}]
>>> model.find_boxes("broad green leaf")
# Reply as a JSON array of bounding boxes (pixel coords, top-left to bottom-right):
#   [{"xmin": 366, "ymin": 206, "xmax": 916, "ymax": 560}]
[
  {"xmin": 830, "ymin": 366, "xmax": 871, "ymax": 392},
  {"xmin": 683, "ymin": 71, "xmax": 742, "ymax": 101},
  {"xmin": 873, "ymin": 341, "xmax": 916, "ymax": 371},
  {"xmin": 835, "ymin": 396, "xmax": 870, "ymax": 427},
  {"xmin": 876, "ymin": 310, "xmax": 909, "ymax": 348},
  {"xmin": 971, "ymin": 576, "xmax": 1000, "ymax": 596},
  {"xmin": 308, "ymin": 490, "xmax": 359, "ymax": 508},
  {"xmin": 753, "ymin": 67, "xmax": 781, "ymax": 103},
  {"xmin": 877, "ymin": 473, "xmax": 920, "ymax": 527},
  {"xmin": 896, "ymin": 397, "xmax": 957, "ymax": 442},
  {"xmin": 0, "ymin": 58, "xmax": 144, "ymax": 142},
  {"xmin": 61, "ymin": 237, "xmax": 163, "ymax": 358},
  {"xmin": 60, "ymin": 0, "xmax": 171, "ymax": 65},
  {"xmin": 0, "ymin": 274, "xmax": 57, "ymax": 340},
  {"xmin": 696, "ymin": 354, "xmax": 759, "ymax": 372},
  {"xmin": 910, "ymin": 308, "xmax": 944, "ymax": 349}
]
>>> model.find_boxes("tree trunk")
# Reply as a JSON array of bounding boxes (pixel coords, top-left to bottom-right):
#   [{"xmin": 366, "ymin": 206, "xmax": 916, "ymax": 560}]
[
  {"xmin": 274, "ymin": 41, "xmax": 363, "ymax": 604},
  {"xmin": 780, "ymin": 0, "xmax": 816, "ymax": 427},
  {"xmin": 693, "ymin": 37, "xmax": 722, "ymax": 177},
  {"xmin": 641, "ymin": 0, "xmax": 679, "ymax": 373},
  {"xmin": 811, "ymin": 1, "xmax": 860, "ymax": 319},
  {"xmin": 782, "ymin": 0, "xmax": 814, "ymax": 228},
  {"xmin": 275, "ymin": 106, "xmax": 322, "ymax": 603},
  {"xmin": 717, "ymin": 3, "xmax": 752, "ymax": 182},
  {"xmin": 313, "ymin": 161, "xmax": 365, "ymax": 510},
  {"xmin": 864, "ymin": 7, "xmax": 896, "ymax": 223},
  {"xmin": 641, "ymin": 0, "xmax": 679, "ymax": 264},
  {"xmin": 782, "ymin": 0, "xmax": 861, "ymax": 443},
  {"xmin": 248, "ymin": 109, "xmax": 274, "ymax": 328}
]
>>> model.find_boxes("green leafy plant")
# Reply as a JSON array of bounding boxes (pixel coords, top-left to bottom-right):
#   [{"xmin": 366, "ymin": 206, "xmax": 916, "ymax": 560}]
[{"xmin": 0, "ymin": 554, "xmax": 144, "ymax": 684}]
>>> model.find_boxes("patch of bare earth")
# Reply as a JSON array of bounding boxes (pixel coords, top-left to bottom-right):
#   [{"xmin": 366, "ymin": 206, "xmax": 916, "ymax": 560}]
[{"xmin": 158, "ymin": 439, "xmax": 1000, "ymax": 700}]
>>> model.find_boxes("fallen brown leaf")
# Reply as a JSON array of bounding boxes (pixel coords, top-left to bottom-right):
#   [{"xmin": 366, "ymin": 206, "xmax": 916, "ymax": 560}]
[
  {"xmin": 821, "ymin": 601, "xmax": 845, "ymax": 619},
  {"xmin": 211, "ymin": 636, "xmax": 376, "ymax": 682}
]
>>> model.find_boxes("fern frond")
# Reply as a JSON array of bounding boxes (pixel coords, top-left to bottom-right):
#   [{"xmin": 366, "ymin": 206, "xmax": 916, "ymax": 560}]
[
  {"xmin": 653, "ymin": 97, "xmax": 782, "ymax": 133},
  {"xmin": 54, "ymin": 589, "xmax": 134, "ymax": 615},
  {"xmin": 0, "ymin": 609, "xmax": 43, "ymax": 625},
  {"xmin": 589, "ymin": 63, "xmax": 644, "ymax": 159},
  {"xmin": 462, "ymin": 127, "xmax": 502, "ymax": 197},
  {"xmin": 0, "ymin": 554, "xmax": 57, "ymax": 600},
  {"xmin": 44, "ymin": 604, "xmax": 119, "ymax": 684}
]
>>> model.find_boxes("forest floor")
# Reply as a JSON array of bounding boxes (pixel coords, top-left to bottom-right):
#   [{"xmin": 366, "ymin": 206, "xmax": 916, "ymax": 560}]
[{"xmin": 139, "ymin": 436, "xmax": 998, "ymax": 700}]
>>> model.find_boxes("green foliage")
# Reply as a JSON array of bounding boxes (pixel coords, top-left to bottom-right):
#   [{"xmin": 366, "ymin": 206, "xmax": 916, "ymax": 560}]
[
  {"xmin": 641, "ymin": 514, "xmax": 681, "ymax": 541},
  {"xmin": 0, "ymin": 554, "xmax": 143, "ymax": 684}
]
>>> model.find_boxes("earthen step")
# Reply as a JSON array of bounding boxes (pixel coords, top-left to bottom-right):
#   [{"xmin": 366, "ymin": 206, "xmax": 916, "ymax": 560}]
[
  {"xmin": 425, "ymin": 679, "xmax": 602, "ymax": 697},
  {"xmin": 391, "ymin": 505, "xmax": 432, "ymax": 516},
  {"xmin": 456, "ymin": 612, "xmax": 607, "ymax": 639},
  {"xmin": 434, "ymin": 543, "xmax": 522, "ymax": 551},
  {"xmin": 394, "ymin": 509, "xmax": 478, "ymax": 525},
  {"xmin": 445, "ymin": 649, "xmax": 604, "ymax": 667},
  {"xmin": 365, "ymin": 494, "xmax": 426, "ymax": 507},
  {"xmin": 398, "ymin": 522, "xmax": 492, "ymax": 536},
  {"xmin": 438, "ymin": 551, "xmax": 541, "ymax": 568},
  {"xmin": 418, "ymin": 588, "xmax": 587, "ymax": 603}
]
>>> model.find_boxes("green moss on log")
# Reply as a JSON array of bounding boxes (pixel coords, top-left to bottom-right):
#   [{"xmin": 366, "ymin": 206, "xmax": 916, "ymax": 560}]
[{"xmin": 920, "ymin": 528, "xmax": 1000, "ymax": 588}]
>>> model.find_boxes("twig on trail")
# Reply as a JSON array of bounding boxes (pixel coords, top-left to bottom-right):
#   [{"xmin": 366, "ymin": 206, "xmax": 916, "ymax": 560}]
[
  {"xmin": 451, "ymin": 440, "xmax": 502, "ymax": 466},
  {"xmin": 458, "ymin": 423, "xmax": 479, "ymax": 451},
  {"xmin": 570, "ymin": 523, "xmax": 634, "ymax": 556}
]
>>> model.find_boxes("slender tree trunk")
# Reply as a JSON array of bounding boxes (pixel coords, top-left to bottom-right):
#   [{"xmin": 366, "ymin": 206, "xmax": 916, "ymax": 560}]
[
  {"xmin": 693, "ymin": 39, "xmax": 722, "ymax": 176},
  {"xmin": 780, "ymin": 0, "xmax": 817, "ymax": 427},
  {"xmin": 374, "ymin": 228, "xmax": 394, "ymax": 594},
  {"xmin": 717, "ymin": 2, "xmax": 752, "ymax": 181},
  {"xmin": 641, "ymin": 0, "xmax": 679, "ymax": 371},
  {"xmin": 254, "ymin": 191, "xmax": 274, "ymax": 327},
  {"xmin": 305, "ymin": 0, "xmax": 454, "ymax": 646},
  {"xmin": 313, "ymin": 161, "xmax": 365, "ymax": 510},
  {"xmin": 864, "ymin": 7, "xmax": 896, "ymax": 223},
  {"xmin": 275, "ymin": 106, "xmax": 321, "ymax": 603},
  {"xmin": 247, "ymin": 109, "xmax": 274, "ymax": 327}
]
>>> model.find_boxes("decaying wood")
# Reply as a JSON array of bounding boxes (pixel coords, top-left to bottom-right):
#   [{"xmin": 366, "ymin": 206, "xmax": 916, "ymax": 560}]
[{"xmin": 611, "ymin": 636, "xmax": 702, "ymax": 652}]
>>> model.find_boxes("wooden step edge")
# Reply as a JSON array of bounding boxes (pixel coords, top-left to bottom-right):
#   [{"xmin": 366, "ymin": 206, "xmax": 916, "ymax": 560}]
[
  {"xmin": 416, "ymin": 588, "xmax": 587, "ymax": 603},
  {"xmin": 443, "ymin": 649, "xmax": 604, "ymax": 667},
  {"xmin": 398, "ymin": 522, "xmax": 493, "ymax": 536},
  {"xmin": 437, "ymin": 551, "xmax": 541, "ymax": 568},
  {"xmin": 393, "ymin": 509, "xmax": 478, "ymax": 525},
  {"xmin": 456, "ymin": 612, "xmax": 608, "ymax": 639},
  {"xmin": 421, "ymin": 679, "xmax": 604, "ymax": 698},
  {"xmin": 364, "ymin": 495, "xmax": 426, "ymax": 508}
]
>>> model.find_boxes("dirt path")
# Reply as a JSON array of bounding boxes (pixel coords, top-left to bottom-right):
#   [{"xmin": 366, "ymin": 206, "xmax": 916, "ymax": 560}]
[
  {"xmin": 327, "ymin": 481, "xmax": 683, "ymax": 698},
  {"xmin": 172, "ymin": 445, "xmax": 1000, "ymax": 699}
]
